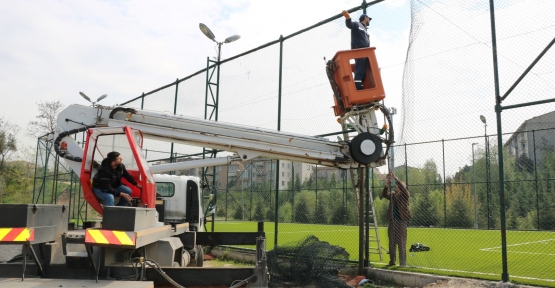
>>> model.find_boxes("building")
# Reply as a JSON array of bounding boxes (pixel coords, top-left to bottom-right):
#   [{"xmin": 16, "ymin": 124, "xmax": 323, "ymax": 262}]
[
  {"xmin": 312, "ymin": 166, "xmax": 342, "ymax": 183},
  {"xmin": 153, "ymin": 155, "xmax": 318, "ymax": 191},
  {"xmin": 505, "ymin": 110, "xmax": 555, "ymax": 166},
  {"xmin": 278, "ymin": 160, "xmax": 313, "ymax": 190}
]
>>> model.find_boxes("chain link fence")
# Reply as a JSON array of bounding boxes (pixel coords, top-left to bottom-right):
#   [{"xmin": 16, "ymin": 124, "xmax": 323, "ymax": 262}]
[{"xmin": 31, "ymin": 0, "xmax": 555, "ymax": 286}]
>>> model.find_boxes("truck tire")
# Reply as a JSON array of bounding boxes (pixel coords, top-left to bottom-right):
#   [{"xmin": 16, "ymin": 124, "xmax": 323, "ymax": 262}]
[{"xmin": 196, "ymin": 245, "xmax": 204, "ymax": 267}]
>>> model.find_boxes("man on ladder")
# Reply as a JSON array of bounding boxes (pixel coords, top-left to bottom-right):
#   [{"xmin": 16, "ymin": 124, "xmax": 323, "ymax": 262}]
[{"xmin": 382, "ymin": 171, "xmax": 412, "ymax": 268}]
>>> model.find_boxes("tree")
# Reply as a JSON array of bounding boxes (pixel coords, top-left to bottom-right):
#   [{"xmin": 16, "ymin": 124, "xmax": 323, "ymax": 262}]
[
  {"xmin": 294, "ymin": 173, "xmax": 301, "ymax": 192},
  {"xmin": 294, "ymin": 196, "xmax": 310, "ymax": 223},
  {"xmin": 233, "ymin": 206, "xmax": 244, "ymax": 220},
  {"xmin": 27, "ymin": 100, "xmax": 64, "ymax": 138},
  {"xmin": 330, "ymin": 204, "xmax": 346, "ymax": 225},
  {"xmin": 446, "ymin": 195, "xmax": 473, "ymax": 228},
  {"xmin": 0, "ymin": 160, "xmax": 34, "ymax": 204},
  {"xmin": 253, "ymin": 203, "xmax": 265, "ymax": 221},
  {"xmin": 313, "ymin": 198, "xmax": 327, "ymax": 224},
  {"xmin": 278, "ymin": 203, "xmax": 292, "ymax": 222},
  {"xmin": 411, "ymin": 190, "xmax": 441, "ymax": 227},
  {"xmin": 0, "ymin": 118, "xmax": 18, "ymax": 173}
]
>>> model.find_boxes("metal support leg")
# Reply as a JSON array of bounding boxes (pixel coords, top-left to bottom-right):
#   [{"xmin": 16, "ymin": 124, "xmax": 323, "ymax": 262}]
[
  {"xmin": 96, "ymin": 247, "xmax": 102, "ymax": 282},
  {"xmin": 27, "ymin": 244, "xmax": 44, "ymax": 277},
  {"xmin": 22, "ymin": 244, "xmax": 27, "ymax": 281},
  {"xmin": 21, "ymin": 243, "xmax": 44, "ymax": 281},
  {"xmin": 85, "ymin": 245, "xmax": 99, "ymax": 282}
]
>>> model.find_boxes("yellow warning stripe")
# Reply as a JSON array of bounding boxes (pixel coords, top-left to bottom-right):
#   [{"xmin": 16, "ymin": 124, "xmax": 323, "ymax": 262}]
[
  {"xmin": 0, "ymin": 228, "xmax": 10, "ymax": 240},
  {"xmin": 14, "ymin": 229, "xmax": 31, "ymax": 241},
  {"xmin": 87, "ymin": 229, "xmax": 109, "ymax": 244},
  {"xmin": 113, "ymin": 231, "xmax": 134, "ymax": 246},
  {"xmin": 0, "ymin": 228, "xmax": 33, "ymax": 242}
]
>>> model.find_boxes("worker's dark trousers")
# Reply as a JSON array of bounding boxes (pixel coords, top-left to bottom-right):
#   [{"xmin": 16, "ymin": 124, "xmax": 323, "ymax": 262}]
[
  {"xmin": 354, "ymin": 58, "xmax": 369, "ymax": 90},
  {"xmin": 388, "ymin": 218, "xmax": 408, "ymax": 265}
]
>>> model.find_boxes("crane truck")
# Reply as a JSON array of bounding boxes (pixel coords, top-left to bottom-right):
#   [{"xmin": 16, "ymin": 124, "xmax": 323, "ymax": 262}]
[{"xmin": 0, "ymin": 47, "xmax": 392, "ymax": 287}]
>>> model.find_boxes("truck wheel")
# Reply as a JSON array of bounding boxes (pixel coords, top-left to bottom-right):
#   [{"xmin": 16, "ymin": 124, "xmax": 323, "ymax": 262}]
[{"xmin": 196, "ymin": 245, "xmax": 204, "ymax": 267}]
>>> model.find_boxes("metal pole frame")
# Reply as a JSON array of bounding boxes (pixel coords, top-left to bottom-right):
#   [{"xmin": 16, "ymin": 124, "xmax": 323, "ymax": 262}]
[
  {"xmin": 487, "ymin": 7, "xmax": 554, "ymax": 283},
  {"xmin": 202, "ymin": 45, "xmax": 221, "ymax": 189},
  {"xmin": 490, "ymin": 0, "xmax": 509, "ymax": 281}
]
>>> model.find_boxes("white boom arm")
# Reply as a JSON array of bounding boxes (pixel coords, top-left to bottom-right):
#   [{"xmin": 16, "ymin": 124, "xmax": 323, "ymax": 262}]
[{"xmin": 53, "ymin": 104, "xmax": 372, "ymax": 176}]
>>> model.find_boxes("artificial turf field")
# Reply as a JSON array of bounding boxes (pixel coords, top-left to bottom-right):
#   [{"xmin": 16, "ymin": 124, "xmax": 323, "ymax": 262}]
[{"xmin": 210, "ymin": 221, "xmax": 555, "ymax": 287}]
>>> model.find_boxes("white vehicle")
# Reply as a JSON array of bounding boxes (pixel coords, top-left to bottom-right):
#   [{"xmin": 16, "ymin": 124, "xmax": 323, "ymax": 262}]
[{"xmin": 153, "ymin": 174, "xmax": 205, "ymax": 231}]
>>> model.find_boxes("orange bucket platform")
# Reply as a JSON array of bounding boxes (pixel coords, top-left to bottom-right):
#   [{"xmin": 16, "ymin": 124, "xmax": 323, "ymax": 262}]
[{"xmin": 329, "ymin": 47, "xmax": 385, "ymax": 116}]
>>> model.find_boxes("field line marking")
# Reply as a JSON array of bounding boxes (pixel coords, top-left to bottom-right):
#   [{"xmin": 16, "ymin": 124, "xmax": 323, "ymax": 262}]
[
  {"xmin": 481, "ymin": 237, "xmax": 555, "ymax": 251},
  {"xmin": 481, "ymin": 248, "xmax": 555, "ymax": 256},
  {"xmin": 264, "ymin": 229, "xmax": 358, "ymax": 234}
]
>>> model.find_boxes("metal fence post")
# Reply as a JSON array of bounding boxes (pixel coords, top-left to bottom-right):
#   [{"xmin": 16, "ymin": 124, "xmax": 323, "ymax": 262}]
[
  {"xmin": 364, "ymin": 167, "xmax": 370, "ymax": 267},
  {"xmin": 343, "ymin": 170, "xmax": 347, "ymax": 225},
  {"xmin": 170, "ymin": 79, "xmax": 179, "ymax": 170},
  {"xmin": 532, "ymin": 130, "xmax": 540, "ymax": 229},
  {"xmin": 141, "ymin": 92, "xmax": 145, "ymax": 110},
  {"xmin": 442, "ymin": 139, "xmax": 447, "ymax": 227},
  {"xmin": 362, "ymin": 0, "xmax": 367, "ymax": 14},
  {"xmin": 404, "ymin": 144, "xmax": 408, "ymax": 185},
  {"xmin": 274, "ymin": 34, "xmax": 284, "ymax": 248},
  {"xmin": 32, "ymin": 137, "xmax": 40, "ymax": 204},
  {"xmin": 489, "ymin": 0, "xmax": 509, "ymax": 281}
]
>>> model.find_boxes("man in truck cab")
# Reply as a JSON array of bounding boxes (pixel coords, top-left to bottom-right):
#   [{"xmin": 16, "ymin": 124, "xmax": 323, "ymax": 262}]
[{"xmin": 92, "ymin": 151, "xmax": 142, "ymax": 206}]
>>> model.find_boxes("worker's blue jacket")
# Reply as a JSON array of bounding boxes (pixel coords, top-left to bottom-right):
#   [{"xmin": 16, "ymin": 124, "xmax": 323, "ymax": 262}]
[{"xmin": 345, "ymin": 19, "xmax": 370, "ymax": 49}]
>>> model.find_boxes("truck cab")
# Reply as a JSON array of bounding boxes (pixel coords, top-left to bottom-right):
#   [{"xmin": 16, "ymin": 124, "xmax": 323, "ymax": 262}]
[{"xmin": 154, "ymin": 174, "xmax": 204, "ymax": 232}]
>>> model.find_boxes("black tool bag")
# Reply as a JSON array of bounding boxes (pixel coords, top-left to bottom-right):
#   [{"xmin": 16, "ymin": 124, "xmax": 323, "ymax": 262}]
[{"xmin": 409, "ymin": 243, "xmax": 430, "ymax": 252}]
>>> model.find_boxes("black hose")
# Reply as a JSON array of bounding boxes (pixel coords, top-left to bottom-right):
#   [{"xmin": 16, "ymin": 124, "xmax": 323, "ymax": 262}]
[
  {"xmin": 378, "ymin": 103, "xmax": 394, "ymax": 158},
  {"xmin": 53, "ymin": 125, "xmax": 96, "ymax": 162},
  {"xmin": 325, "ymin": 60, "xmax": 345, "ymax": 111},
  {"xmin": 131, "ymin": 257, "xmax": 185, "ymax": 288},
  {"xmin": 109, "ymin": 107, "xmax": 137, "ymax": 119}
]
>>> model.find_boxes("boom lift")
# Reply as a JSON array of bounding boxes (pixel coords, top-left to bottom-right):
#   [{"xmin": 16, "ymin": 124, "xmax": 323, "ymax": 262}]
[{"xmin": 0, "ymin": 47, "xmax": 392, "ymax": 286}]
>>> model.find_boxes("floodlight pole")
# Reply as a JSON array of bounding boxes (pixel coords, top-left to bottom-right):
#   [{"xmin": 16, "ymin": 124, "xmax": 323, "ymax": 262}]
[{"xmin": 200, "ymin": 23, "xmax": 240, "ymax": 194}]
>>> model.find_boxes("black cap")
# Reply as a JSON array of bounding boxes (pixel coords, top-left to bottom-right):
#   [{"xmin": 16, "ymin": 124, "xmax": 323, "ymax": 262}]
[{"xmin": 359, "ymin": 14, "xmax": 372, "ymax": 21}]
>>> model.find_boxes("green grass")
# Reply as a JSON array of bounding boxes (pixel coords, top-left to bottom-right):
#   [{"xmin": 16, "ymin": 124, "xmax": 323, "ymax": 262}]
[{"xmin": 209, "ymin": 221, "xmax": 555, "ymax": 287}]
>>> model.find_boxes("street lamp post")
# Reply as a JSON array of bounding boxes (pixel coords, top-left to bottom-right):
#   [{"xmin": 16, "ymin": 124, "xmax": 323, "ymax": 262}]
[
  {"xmin": 480, "ymin": 115, "xmax": 491, "ymax": 229},
  {"xmin": 472, "ymin": 142, "xmax": 478, "ymax": 229},
  {"xmin": 199, "ymin": 23, "xmax": 240, "ymax": 190},
  {"xmin": 199, "ymin": 23, "xmax": 241, "ymax": 62}
]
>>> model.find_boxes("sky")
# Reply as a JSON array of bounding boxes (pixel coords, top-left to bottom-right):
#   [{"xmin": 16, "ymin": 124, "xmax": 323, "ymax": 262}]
[{"xmin": 0, "ymin": 0, "xmax": 410, "ymax": 155}]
